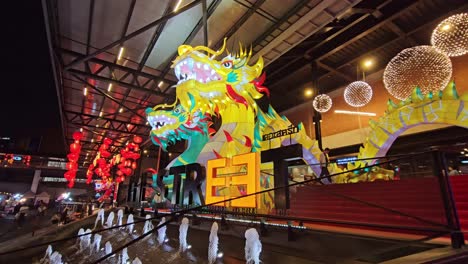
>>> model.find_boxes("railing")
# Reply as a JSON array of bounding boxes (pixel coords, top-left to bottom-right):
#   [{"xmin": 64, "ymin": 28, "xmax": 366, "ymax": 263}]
[
  {"xmin": 0, "ymin": 150, "xmax": 465, "ymax": 263},
  {"xmin": 150, "ymin": 151, "xmax": 464, "ymax": 248}
]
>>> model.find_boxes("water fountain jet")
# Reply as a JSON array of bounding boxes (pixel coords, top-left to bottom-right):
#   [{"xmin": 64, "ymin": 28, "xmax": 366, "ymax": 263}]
[
  {"xmin": 245, "ymin": 228, "xmax": 262, "ymax": 264},
  {"xmin": 106, "ymin": 211, "xmax": 115, "ymax": 227},
  {"xmin": 157, "ymin": 217, "xmax": 167, "ymax": 245},
  {"xmin": 179, "ymin": 217, "xmax": 190, "ymax": 252},
  {"xmin": 208, "ymin": 222, "xmax": 219, "ymax": 264},
  {"xmin": 127, "ymin": 214, "xmax": 135, "ymax": 234},
  {"xmin": 117, "ymin": 209, "xmax": 124, "ymax": 228}
]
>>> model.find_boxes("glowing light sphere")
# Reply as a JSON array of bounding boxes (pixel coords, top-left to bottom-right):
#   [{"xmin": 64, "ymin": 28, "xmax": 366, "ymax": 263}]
[
  {"xmin": 383, "ymin": 46, "xmax": 452, "ymax": 100},
  {"xmin": 431, "ymin": 13, "xmax": 468, "ymax": 57},
  {"xmin": 312, "ymin": 94, "xmax": 332, "ymax": 113},
  {"xmin": 344, "ymin": 81, "xmax": 373, "ymax": 107}
]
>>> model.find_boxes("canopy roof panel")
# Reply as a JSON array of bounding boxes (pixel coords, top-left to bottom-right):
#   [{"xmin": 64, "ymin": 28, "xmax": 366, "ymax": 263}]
[{"xmin": 43, "ymin": 0, "xmax": 467, "ymax": 165}]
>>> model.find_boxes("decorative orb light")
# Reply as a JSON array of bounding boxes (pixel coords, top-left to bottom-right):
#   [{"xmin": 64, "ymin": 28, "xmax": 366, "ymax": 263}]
[
  {"xmin": 344, "ymin": 81, "xmax": 373, "ymax": 107},
  {"xmin": 312, "ymin": 94, "xmax": 332, "ymax": 113},
  {"xmin": 431, "ymin": 13, "xmax": 468, "ymax": 57},
  {"xmin": 383, "ymin": 45, "xmax": 452, "ymax": 100}
]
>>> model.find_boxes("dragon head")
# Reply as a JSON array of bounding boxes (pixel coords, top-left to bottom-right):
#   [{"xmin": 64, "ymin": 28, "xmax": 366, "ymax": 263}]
[
  {"xmin": 146, "ymin": 104, "xmax": 212, "ymax": 151},
  {"xmin": 172, "ymin": 39, "xmax": 267, "ymax": 114}
]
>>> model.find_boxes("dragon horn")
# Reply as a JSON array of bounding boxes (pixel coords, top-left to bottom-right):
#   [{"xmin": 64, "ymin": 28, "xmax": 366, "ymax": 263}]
[
  {"xmin": 239, "ymin": 42, "xmax": 244, "ymax": 57},
  {"xmin": 247, "ymin": 45, "xmax": 253, "ymax": 62}
]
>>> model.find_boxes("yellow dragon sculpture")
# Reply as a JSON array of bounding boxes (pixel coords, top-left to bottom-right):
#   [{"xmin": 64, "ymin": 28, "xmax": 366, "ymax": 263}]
[{"xmin": 147, "ymin": 40, "xmax": 468, "ymax": 185}]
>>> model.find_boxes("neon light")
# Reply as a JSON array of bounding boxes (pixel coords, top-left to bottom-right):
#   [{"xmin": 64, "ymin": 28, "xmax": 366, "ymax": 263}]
[
  {"xmin": 117, "ymin": 47, "xmax": 124, "ymax": 60},
  {"xmin": 334, "ymin": 110, "xmax": 376, "ymax": 116},
  {"xmin": 174, "ymin": 0, "xmax": 182, "ymax": 12}
]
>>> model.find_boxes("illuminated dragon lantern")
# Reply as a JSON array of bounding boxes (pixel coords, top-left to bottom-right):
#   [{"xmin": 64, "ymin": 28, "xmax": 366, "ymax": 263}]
[
  {"xmin": 147, "ymin": 40, "xmax": 325, "ymax": 174},
  {"xmin": 146, "ymin": 104, "xmax": 213, "ymax": 167},
  {"xmin": 147, "ymin": 42, "xmax": 468, "ymax": 186},
  {"xmin": 169, "ymin": 39, "xmax": 268, "ymax": 164}
]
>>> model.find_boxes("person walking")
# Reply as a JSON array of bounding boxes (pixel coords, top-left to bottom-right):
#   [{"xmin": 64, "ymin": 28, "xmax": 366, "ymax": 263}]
[{"xmin": 320, "ymin": 148, "xmax": 332, "ymax": 184}]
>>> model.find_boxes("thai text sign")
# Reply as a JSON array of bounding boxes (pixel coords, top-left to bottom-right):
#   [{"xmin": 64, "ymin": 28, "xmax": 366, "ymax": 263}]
[{"xmin": 262, "ymin": 125, "xmax": 299, "ymax": 141}]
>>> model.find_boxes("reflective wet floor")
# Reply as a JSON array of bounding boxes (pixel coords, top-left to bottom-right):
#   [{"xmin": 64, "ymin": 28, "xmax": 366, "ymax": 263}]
[{"xmin": 0, "ymin": 214, "xmax": 443, "ymax": 263}]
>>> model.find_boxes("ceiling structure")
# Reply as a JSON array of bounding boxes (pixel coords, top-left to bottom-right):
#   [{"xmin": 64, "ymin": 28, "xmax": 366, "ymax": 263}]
[{"xmin": 42, "ymin": 0, "xmax": 468, "ymax": 166}]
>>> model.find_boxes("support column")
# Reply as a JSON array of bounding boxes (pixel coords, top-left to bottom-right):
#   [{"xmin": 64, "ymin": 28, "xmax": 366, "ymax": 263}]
[
  {"xmin": 31, "ymin": 170, "xmax": 41, "ymax": 194},
  {"xmin": 313, "ymin": 111, "xmax": 323, "ymax": 150}
]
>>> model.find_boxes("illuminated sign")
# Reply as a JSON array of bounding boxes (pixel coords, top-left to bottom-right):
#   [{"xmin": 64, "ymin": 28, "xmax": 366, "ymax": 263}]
[
  {"xmin": 13, "ymin": 156, "xmax": 22, "ymax": 161},
  {"xmin": 206, "ymin": 152, "xmax": 260, "ymax": 208},
  {"xmin": 336, "ymin": 156, "xmax": 357, "ymax": 165},
  {"xmin": 262, "ymin": 125, "xmax": 299, "ymax": 141},
  {"xmin": 42, "ymin": 177, "xmax": 87, "ymax": 183},
  {"xmin": 155, "ymin": 145, "xmax": 303, "ymax": 210}
]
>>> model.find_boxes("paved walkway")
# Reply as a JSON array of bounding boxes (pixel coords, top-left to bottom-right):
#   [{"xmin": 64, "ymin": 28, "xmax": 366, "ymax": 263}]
[{"xmin": 0, "ymin": 209, "xmax": 57, "ymax": 243}]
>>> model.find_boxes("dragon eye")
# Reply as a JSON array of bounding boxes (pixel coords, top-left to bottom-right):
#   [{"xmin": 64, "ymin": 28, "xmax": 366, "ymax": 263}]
[
  {"xmin": 174, "ymin": 108, "xmax": 180, "ymax": 114},
  {"xmin": 222, "ymin": 61, "xmax": 232, "ymax": 68}
]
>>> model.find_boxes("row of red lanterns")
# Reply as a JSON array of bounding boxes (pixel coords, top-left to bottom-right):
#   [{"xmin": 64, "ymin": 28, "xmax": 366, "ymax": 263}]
[
  {"xmin": 64, "ymin": 131, "xmax": 83, "ymax": 188},
  {"xmin": 115, "ymin": 136, "xmax": 142, "ymax": 183},
  {"xmin": 68, "ymin": 133, "xmax": 143, "ymax": 188}
]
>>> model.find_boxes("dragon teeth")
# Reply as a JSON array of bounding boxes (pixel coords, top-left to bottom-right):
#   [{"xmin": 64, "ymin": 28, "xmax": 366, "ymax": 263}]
[{"xmin": 175, "ymin": 66, "xmax": 181, "ymax": 80}]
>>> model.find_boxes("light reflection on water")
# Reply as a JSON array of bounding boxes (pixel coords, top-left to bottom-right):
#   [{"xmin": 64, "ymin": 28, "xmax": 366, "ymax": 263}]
[{"xmin": 57, "ymin": 224, "xmax": 201, "ymax": 264}]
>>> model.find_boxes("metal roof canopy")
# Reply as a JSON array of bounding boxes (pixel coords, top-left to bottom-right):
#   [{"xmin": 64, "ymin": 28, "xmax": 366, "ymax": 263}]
[{"xmin": 42, "ymin": 0, "xmax": 468, "ymax": 165}]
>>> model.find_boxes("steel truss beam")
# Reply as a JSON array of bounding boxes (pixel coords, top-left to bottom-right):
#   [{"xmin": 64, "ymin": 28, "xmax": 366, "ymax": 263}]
[
  {"xmin": 212, "ymin": 0, "xmax": 266, "ymax": 51},
  {"xmin": 65, "ymin": 110, "xmax": 148, "ymax": 131},
  {"xmin": 249, "ymin": 0, "xmax": 310, "ymax": 50},
  {"xmin": 138, "ymin": 2, "xmax": 174, "ymax": 70},
  {"xmin": 313, "ymin": 0, "xmax": 420, "ymax": 61},
  {"xmin": 71, "ymin": 74, "xmax": 146, "ymax": 120},
  {"xmin": 316, "ymin": 61, "xmax": 353, "ymax": 82},
  {"xmin": 320, "ymin": 2, "xmax": 468, "ymax": 78},
  {"xmin": 63, "ymin": 0, "xmax": 202, "ymax": 70},
  {"xmin": 69, "ymin": 122, "xmax": 148, "ymax": 137},
  {"xmin": 275, "ymin": 2, "xmax": 468, "ymax": 111},
  {"xmin": 59, "ymin": 48, "xmax": 176, "ymax": 92},
  {"xmin": 68, "ymin": 68, "xmax": 172, "ymax": 99},
  {"xmin": 85, "ymin": 0, "xmax": 95, "ymax": 55},
  {"xmin": 266, "ymin": 0, "xmax": 416, "ymax": 84}
]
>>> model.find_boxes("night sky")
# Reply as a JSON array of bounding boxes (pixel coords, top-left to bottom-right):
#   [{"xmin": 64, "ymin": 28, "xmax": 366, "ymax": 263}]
[{"xmin": 2, "ymin": 1, "xmax": 65, "ymax": 156}]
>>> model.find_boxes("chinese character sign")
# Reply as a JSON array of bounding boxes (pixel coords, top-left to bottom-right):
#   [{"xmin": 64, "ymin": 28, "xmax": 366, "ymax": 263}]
[{"xmin": 205, "ymin": 152, "xmax": 260, "ymax": 208}]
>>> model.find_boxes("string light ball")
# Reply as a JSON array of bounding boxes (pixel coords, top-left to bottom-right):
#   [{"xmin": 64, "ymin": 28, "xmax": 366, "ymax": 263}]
[
  {"xmin": 344, "ymin": 81, "xmax": 373, "ymax": 107},
  {"xmin": 313, "ymin": 94, "xmax": 332, "ymax": 113},
  {"xmin": 431, "ymin": 13, "xmax": 468, "ymax": 57},
  {"xmin": 383, "ymin": 45, "xmax": 452, "ymax": 100}
]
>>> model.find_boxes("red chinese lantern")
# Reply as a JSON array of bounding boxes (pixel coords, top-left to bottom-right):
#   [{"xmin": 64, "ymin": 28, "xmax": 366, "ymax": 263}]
[
  {"xmin": 66, "ymin": 162, "xmax": 78, "ymax": 171},
  {"xmin": 133, "ymin": 136, "xmax": 142, "ymax": 144},
  {"xmin": 67, "ymin": 153, "xmax": 79, "ymax": 162},
  {"xmin": 131, "ymin": 161, "xmax": 137, "ymax": 170},
  {"xmin": 123, "ymin": 167, "xmax": 133, "ymax": 176},
  {"xmin": 103, "ymin": 138, "xmax": 113, "ymax": 145},
  {"xmin": 70, "ymin": 143, "xmax": 81, "ymax": 153},
  {"xmin": 100, "ymin": 150, "xmax": 111, "ymax": 158},
  {"xmin": 73, "ymin": 131, "xmax": 83, "ymax": 141}
]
